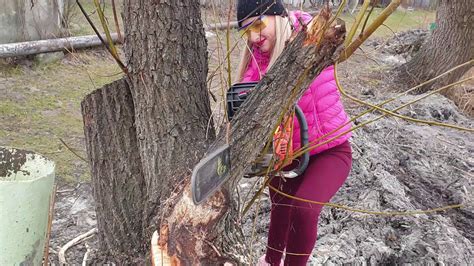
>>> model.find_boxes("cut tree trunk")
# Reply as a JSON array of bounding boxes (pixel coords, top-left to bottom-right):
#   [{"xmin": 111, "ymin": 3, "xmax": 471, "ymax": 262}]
[
  {"xmin": 81, "ymin": 79, "xmax": 146, "ymax": 262},
  {"xmin": 397, "ymin": 0, "xmax": 473, "ymax": 93},
  {"xmin": 156, "ymin": 8, "xmax": 347, "ymax": 264}
]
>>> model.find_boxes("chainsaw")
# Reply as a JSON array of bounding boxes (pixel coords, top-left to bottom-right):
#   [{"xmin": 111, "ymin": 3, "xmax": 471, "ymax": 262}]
[{"xmin": 191, "ymin": 82, "xmax": 309, "ymax": 204}]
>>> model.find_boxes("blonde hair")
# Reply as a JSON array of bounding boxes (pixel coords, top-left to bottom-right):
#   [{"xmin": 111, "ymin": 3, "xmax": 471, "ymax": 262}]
[{"xmin": 236, "ymin": 15, "xmax": 293, "ymax": 82}]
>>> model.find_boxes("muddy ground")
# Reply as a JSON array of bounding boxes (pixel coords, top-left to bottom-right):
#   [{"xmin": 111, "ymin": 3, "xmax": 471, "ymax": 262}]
[{"xmin": 1, "ymin": 8, "xmax": 472, "ymax": 265}]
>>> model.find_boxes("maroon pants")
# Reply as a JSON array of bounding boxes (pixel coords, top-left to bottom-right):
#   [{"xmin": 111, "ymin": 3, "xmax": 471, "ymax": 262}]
[{"xmin": 265, "ymin": 141, "xmax": 352, "ymax": 265}]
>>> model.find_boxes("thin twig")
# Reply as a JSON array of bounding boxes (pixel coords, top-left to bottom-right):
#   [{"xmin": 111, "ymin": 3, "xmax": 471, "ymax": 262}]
[
  {"xmin": 291, "ymin": 60, "xmax": 474, "ymax": 158},
  {"xmin": 293, "ymin": 76, "xmax": 473, "ymax": 158},
  {"xmin": 111, "ymin": 0, "xmax": 123, "ymax": 43},
  {"xmin": 58, "ymin": 138, "xmax": 88, "ymax": 163},
  {"xmin": 435, "ymin": 135, "xmax": 466, "ymax": 149},
  {"xmin": 345, "ymin": 0, "xmax": 371, "ymax": 47},
  {"xmin": 239, "ymin": 178, "xmax": 262, "ymax": 217},
  {"xmin": 76, "ymin": 0, "xmax": 127, "ymax": 73},
  {"xmin": 242, "ymin": 70, "xmax": 472, "ymax": 217},
  {"xmin": 204, "ymin": 239, "xmax": 222, "ymax": 257},
  {"xmin": 381, "ymin": 23, "xmax": 397, "ymax": 37},
  {"xmin": 340, "ymin": 0, "xmax": 402, "ymax": 62},
  {"xmin": 226, "ymin": 0, "xmax": 233, "ymax": 85},
  {"xmin": 333, "ymin": 64, "xmax": 474, "ymax": 132},
  {"xmin": 268, "ymin": 183, "xmax": 463, "ymax": 216},
  {"xmin": 359, "ymin": 4, "xmax": 375, "ymax": 37},
  {"xmin": 358, "ymin": 46, "xmax": 382, "ymax": 66}
]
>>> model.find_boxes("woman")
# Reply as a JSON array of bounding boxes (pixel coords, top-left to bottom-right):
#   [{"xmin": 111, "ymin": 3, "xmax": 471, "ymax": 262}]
[{"xmin": 236, "ymin": 1, "xmax": 353, "ymax": 265}]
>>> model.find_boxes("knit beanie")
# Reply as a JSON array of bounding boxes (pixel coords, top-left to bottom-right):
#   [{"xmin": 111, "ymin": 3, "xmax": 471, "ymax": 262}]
[{"xmin": 237, "ymin": 0, "xmax": 287, "ymax": 27}]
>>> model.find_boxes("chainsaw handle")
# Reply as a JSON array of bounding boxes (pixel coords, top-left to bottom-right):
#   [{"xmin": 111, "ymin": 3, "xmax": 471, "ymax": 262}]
[{"xmin": 280, "ymin": 105, "xmax": 309, "ymax": 178}]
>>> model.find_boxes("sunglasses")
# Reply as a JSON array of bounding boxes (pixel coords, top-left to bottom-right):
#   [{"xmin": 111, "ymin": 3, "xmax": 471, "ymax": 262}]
[{"xmin": 238, "ymin": 15, "xmax": 268, "ymax": 36}]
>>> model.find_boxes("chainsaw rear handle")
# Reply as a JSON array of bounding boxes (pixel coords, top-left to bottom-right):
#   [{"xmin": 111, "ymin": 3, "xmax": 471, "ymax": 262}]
[{"xmin": 279, "ymin": 105, "xmax": 309, "ymax": 178}]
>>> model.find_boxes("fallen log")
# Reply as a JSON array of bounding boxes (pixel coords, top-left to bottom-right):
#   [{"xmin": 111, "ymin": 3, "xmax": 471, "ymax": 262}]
[{"xmin": 0, "ymin": 33, "xmax": 122, "ymax": 58}]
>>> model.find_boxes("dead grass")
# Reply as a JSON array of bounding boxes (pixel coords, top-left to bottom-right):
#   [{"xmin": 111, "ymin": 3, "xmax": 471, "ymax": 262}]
[{"xmin": 0, "ymin": 50, "xmax": 122, "ymax": 182}]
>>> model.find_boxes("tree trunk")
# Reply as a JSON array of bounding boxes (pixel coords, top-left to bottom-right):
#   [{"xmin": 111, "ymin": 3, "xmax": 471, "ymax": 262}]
[
  {"xmin": 397, "ymin": 0, "xmax": 473, "ymax": 93},
  {"xmin": 121, "ymin": 0, "xmax": 215, "ymax": 233},
  {"xmin": 81, "ymin": 79, "xmax": 146, "ymax": 262}
]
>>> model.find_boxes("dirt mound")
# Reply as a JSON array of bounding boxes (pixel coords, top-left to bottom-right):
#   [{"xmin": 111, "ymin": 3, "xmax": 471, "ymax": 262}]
[
  {"xmin": 309, "ymin": 93, "xmax": 473, "ymax": 264},
  {"xmin": 367, "ymin": 29, "xmax": 473, "ymax": 117},
  {"xmin": 367, "ymin": 29, "xmax": 428, "ymax": 61}
]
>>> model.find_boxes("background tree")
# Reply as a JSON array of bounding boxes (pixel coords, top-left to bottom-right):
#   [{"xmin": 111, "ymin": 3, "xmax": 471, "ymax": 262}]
[{"xmin": 398, "ymin": 0, "xmax": 473, "ymax": 93}]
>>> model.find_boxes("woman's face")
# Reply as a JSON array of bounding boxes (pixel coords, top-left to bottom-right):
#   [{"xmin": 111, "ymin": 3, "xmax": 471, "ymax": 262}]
[{"xmin": 241, "ymin": 15, "xmax": 276, "ymax": 53}]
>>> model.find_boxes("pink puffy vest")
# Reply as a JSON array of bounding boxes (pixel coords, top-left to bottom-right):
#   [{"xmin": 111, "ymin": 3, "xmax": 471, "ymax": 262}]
[{"xmin": 241, "ymin": 11, "xmax": 352, "ymax": 156}]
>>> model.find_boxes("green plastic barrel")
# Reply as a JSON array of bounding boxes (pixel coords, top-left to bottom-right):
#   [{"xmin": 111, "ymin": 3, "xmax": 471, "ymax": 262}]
[{"xmin": 0, "ymin": 147, "xmax": 55, "ymax": 266}]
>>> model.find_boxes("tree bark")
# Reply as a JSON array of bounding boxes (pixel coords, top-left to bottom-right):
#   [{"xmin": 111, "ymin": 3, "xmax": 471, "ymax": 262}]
[
  {"xmin": 122, "ymin": 0, "xmax": 215, "ymax": 233},
  {"xmin": 81, "ymin": 79, "xmax": 146, "ymax": 262},
  {"xmin": 397, "ymin": 0, "xmax": 473, "ymax": 93}
]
